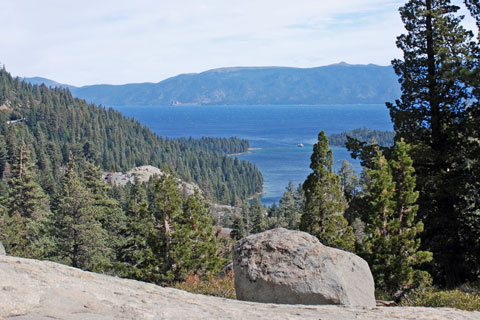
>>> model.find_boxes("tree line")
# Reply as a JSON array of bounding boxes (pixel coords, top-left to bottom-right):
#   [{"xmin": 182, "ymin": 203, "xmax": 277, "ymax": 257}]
[
  {"xmin": 328, "ymin": 127, "xmax": 395, "ymax": 147},
  {"xmin": 0, "ymin": 147, "xmax": 226, "ymax": 284}
]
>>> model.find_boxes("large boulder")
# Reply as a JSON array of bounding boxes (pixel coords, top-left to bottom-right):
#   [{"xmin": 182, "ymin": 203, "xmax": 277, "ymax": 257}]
[{"xmin": 233, "ymin": 228, "xmax": 376, "ymax": 307}]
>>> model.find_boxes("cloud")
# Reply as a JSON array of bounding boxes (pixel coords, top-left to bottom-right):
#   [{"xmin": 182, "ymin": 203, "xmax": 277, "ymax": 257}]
[{"xmin": 0, "ymin": 0, "xmax": 407, "ymax": 86}]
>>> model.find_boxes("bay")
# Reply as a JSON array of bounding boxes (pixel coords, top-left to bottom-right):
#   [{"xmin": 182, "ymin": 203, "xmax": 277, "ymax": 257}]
[{"xmin": 113, "ymin": 104, "xmax": 393, "ymax": 205}]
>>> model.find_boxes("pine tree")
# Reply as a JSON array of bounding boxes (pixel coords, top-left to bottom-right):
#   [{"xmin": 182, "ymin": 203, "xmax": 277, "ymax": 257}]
[
  {"xmin": 267, "ymin": 202, "xmax": 284, "ymax": 229},
  {"xmin": 0, "ymin": 143, "xmax": 52, "ymax": 258},
  {"xmin": 249, "ymin": 198, "xmax": 267, "ymax": 234},
  {"xmin": 52, "ymin": 154, "xmax": 110, "ymax": 270},
  {"xmin": 387, "ymin": 0, "xmax": 479, "ymax": 286},
  {"xmin": 230, "ymin": 213, "xmax": 246, "ymax": 240},
  {"xmin": 278, "ymin": 181, "xmax": 301, "ymax": 230},
  {"xmin": 168, "ymin": 192, "xmax": 222, "ymax": 281},
  {"xmin": 337, "ymin": 160, "xmax": 359, "ymax": 202},
  {"xmin": 83, "ymin": 161, "xmax": 126, "ymax": 262},
  {"xmin": 300, "ymin": 131, "xmax": 354, "ymax": 252},
  {"xmin": 362, "ymin": 141, "xmax": 432, "ymax": 299},
  {"xmin": 7, "ymin": 143, "xmax": 50, "ymax": 220},
  {"xmin": 152, "ymin": 172, "xmax": 183, "ymax": 280},
  {"xmin": 117, "ymin": 181, "xmax": 160, "ymax": 282}
]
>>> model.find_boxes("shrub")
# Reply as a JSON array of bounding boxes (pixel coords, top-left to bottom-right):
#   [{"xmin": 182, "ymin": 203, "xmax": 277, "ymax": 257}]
[
  {"xmin": 171, "ymin": 271, "xmax": 236, "ymax": 299},
  {"xmin": 402, "ymin": 285, "xmax": 480, "ymax": 311}
]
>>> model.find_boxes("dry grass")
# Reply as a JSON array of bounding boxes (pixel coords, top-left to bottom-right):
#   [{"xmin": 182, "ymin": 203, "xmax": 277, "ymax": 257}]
[{"xmin": 171, "ymin": 271, "xmax": 236, "ymax": 299}]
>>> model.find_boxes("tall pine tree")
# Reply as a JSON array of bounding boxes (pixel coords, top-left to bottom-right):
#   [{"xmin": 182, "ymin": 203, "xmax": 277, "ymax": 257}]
[
  {"xmin": 387, "ymin": 0, "xmax": 479, "ymax": 286},
  {"xmin": 300, "ymin": 131, "xmax": 354, "ymax": 252},
  {"xmin": 51, "ymin": 154, "xmax": 110, "ymax": 271},
  {"xmin": 0, "ymin": 142, "xmax": 51, "ymax": 258},
  {"xmin": 361, "ymin": 141, "xmax": 432, "ymax": 299}
]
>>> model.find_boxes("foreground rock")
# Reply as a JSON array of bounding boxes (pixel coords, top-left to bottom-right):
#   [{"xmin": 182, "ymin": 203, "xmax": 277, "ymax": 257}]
[
  {"xmin": 233, "ymin": 228, "xmax": 376, "ymax": 307},
  {"xmin": 1, "ymin": 256, "xmax": 479, "ymax": 320}
]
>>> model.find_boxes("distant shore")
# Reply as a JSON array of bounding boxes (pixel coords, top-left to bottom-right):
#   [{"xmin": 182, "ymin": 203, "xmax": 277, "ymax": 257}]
[
  {"xmin": 247, "ymin": 191, "xmax": 267, "ymax": 201},
  {"xmin": 227, "ymin": 147, "xmax": 262, "ymax": 156}
]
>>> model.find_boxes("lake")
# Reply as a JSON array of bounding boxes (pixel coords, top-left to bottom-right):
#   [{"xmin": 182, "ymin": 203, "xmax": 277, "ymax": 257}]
[{"xmin": 113, "ymin": 104, "xmax": 393, "ymax": 205}]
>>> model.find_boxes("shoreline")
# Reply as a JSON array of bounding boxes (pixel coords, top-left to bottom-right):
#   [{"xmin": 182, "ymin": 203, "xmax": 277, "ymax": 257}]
[
  {"xmin": 247, "ymin": 191, "xmax": 267, "ymax": 201},
  {"xmin": 227, "ymin": 147, "xmax": 262, "ymax": 156}
]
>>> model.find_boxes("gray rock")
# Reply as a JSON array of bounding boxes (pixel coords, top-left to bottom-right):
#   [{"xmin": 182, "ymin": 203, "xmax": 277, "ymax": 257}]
[
  {"xmin": 233, "ymin": 228, "xmax": 376, "ymax": 307},
  {"xmin": 1, "ymin": 255, "xmax": 479, "ymax": 320},
  {"xmin": 0, "ymin": 241, "xmax": 5, "ymax": 256}
]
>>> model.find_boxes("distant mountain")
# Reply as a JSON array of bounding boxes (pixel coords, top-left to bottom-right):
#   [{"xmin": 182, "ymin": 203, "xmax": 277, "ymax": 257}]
[
  {"xmin": 26, "ymin": 63, "xmax": 401, "ymax": 106},
  {"xmin": 22, "ymin": 77, "xmax": 76, "ymax": 90}
]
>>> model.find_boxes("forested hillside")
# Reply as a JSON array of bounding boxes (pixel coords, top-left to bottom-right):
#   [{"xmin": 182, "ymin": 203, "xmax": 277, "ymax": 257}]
[
  {"xmin": 0, "ymin": 68, "xmax": 262, "ymax": 204},
  {"xmin": 329, "ymin": 128, "xmax": 395, "ymax": 147}
]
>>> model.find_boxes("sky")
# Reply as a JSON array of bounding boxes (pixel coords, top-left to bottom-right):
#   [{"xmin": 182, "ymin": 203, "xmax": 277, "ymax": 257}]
[{"xmin": 0, "ymin": 0, "xmax": 472, "ymax": 86}]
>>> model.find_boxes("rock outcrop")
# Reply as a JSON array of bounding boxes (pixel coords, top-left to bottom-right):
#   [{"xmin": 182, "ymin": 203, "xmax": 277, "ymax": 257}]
[
  {"xmin": 233, "ymin": 228, "xmax": 376, "ymax": 307},
  {"xmin": 0, "ymin": 256, "xmax": 479, "ymax": 319},
  {"xmin": 102, "ymin": 165, "xmax": 199, "ymax": 197},
  {"xmin": 0, "ymin": 241, "xmax": 5, "ymax": 256}
]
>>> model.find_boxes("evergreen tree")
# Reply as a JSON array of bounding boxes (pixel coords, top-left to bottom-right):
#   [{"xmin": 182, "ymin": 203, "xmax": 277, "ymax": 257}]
[
  {"xmin": 387, "ymin": 0, "xmax": 479, "ymax": 286},
  {"xmin": 278, "ymin": 181, "xmax": 301, "ymax": 230},
  {"xmin": 230, "ymin": 213, "xmax": 246, "ymax": 240},
  {"xmin": 83, "ymin": 161, "xmax": 126, "ymax": 261},
  {"xmin": 300, "ymin": 131, "xmax": 354, "ymax": 252},
  {"xmin": 362, "ymin": 141, "xmax": 432, "ymax": 299},
  {"xmin": 337, "ymin": 160, "xmax": 359, "ymax": 202},
  {"xmin": 52, "ymin": 154, "xmax": 110, "ymax": 270},
  {"xmin": 249, "ymin": 198, "xmax": 267, "ymax": 234},
  {"xmin": 7, "ymin": 143, "xmax": 50, "ymax": 220},
  {"xmin": 266, "ymin": 202, "xmax": 282, "ymax": 229},
  {"xmin": 152, "ymin": 171, "xmax": 183, "ymax": 281},
  {"xmin": 117, "ymin": 181, "xmax": 161, "ymax": 282},
  {"xmin": 168, "ymin": 192, "xmax": 222, "ymax": 281},
  {"xmin": 0, "ymin": 143, "xmax": 51, "ymax": 258},
  {"xmin": 240, "ymin": 201, "xmax": 252, "ymax": 235}
]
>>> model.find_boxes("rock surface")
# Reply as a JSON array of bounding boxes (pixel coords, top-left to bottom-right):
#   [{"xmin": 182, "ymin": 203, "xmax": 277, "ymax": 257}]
[
  {"xmin": 102, "ymin": 165, "xmax": 199, "ymax": 197},
  {"xmin": 233, "ymin": 228, "xmax": 376, "ymax": 306},
  {"xmin": 0, "ymin": 241, "xmax": 5, "ymax": 256},
  {"xmin": 1, "ymin": 256, "xmax": 479, "ymax": 320}
]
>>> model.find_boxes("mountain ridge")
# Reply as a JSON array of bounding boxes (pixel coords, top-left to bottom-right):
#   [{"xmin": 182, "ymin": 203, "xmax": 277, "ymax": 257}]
[{"xmin": 25, "ymin": 63, "xmax": 400, "ymax": 106}]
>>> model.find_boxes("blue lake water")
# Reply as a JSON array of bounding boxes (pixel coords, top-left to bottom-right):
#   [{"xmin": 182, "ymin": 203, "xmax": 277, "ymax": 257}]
[{"xmin": 113, "ymin": 105, "xmax": 393, "ymax": 205}]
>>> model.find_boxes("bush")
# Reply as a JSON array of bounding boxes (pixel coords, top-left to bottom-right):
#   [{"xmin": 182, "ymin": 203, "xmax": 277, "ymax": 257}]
[
  {"xmin": 171, "ymin": 272, "xmax": 236, "ymax": 299},
  {"xmin": 402, "ymin": 285, "xmax": 480, "ymax": 311}
]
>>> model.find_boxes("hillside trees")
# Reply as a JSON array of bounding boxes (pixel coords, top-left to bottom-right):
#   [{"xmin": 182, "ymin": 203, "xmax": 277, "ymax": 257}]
[
  {"xmin": 117, "ymin": 174, "xmax": 222, "ymax": 284},
  {"xmin": 0, "ymin": 66, "xmax": 255, "ymax": 286},
  {"xmin": 300, "ymin": 131, "xmax": 355, "ymax": 252},
  {"xmin": 0, "ymin": 67, "xmax": 263, "ymax": 204},
  {"xmin": 387, "ymin": 0, "xmax": 480, "ymax": 286}
]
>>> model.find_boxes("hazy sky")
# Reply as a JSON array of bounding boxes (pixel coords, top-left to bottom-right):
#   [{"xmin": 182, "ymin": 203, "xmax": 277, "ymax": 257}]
[{"xmin": 0, "ymin": 0, "xmax": 455, "ymax": 86}]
